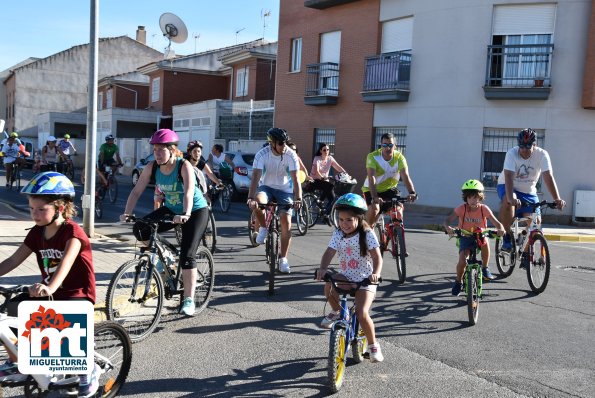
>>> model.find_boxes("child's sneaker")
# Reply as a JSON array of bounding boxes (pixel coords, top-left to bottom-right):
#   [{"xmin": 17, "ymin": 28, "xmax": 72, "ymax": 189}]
[
  {"xmin": 368, "ymin": 343, "xmax": 384, "ymax": 363},
  {"xmin": 78, "ymin": 363, "xmax": 100, "ymax": 398},
  {"xmin": 451, "ymin": 281, "xmax": 463, "ymax": 296},
  {"xmin": 320, "ymin": 310, "xmax": 340, "ymax": 329},
  {"xmin": 482, "ymin": 267, "xmax": 496, "ymax": 280},
  {"xmin": 255, "ymin": 227, "xmax": 268, "ymax": 245},
  {"xmin": 180, "ymin": 297, "xmax": 196, "ymax": 316}
]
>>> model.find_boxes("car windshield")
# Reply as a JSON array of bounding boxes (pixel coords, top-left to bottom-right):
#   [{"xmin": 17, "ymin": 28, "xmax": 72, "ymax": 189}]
[{"xmin": 241, "ymin": 154, "xmax": 255, "ymax": 165}]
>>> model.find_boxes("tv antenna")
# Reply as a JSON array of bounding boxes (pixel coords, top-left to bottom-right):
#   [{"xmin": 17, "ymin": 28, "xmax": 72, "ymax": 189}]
[
  {"xmin": 194, "ymin": 33, "xmax": 200, "ymax": 53},
  {"xmin": 159, "ymin": 12, "xmax": 188, "ymax": 59},
  {"xmin": 235, "ymin": 27, "xmax": 245, "ymax": 44},
  {"xmin": 261, "ymin": 9, "xmax": 271, "ymax": 38}
]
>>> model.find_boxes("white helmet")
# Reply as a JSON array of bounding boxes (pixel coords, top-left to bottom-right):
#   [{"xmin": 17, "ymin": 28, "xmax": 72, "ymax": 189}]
[{"xmin": 47, "ymin": 135, "xmax": 57, "ymax": 142}]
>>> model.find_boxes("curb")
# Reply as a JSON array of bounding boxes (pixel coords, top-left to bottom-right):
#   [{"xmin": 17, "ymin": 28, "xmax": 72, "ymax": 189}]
[{"xmin": 543, "ymin": 234, "xmax": 595, "ymax": 243}]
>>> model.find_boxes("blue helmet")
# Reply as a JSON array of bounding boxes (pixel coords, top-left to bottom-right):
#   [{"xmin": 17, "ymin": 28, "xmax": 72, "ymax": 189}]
[
  {"xmin": 21, "ymin": 172, "xmax": 75, "ymax": 198},
  {"xmin": 334, "ymin": 193, "xmax": 368, "ymax": 214}
]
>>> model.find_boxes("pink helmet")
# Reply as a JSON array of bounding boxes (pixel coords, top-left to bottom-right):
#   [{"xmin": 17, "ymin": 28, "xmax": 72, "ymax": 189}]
[{"xmin": 150, "ymin": 129, "xmax": 179, "ymax": 145}]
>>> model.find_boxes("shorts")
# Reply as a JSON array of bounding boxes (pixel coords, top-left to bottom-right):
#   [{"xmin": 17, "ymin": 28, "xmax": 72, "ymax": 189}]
[
  {"xmin": 458, "ymin": 236, "xmax": 481, "ymax": 253},
  {"xmin": 362, "ymin": 187, "xmax": 401, "ymax": 205},
  {"xmin": 256, "ymin": 186, "xmax": 294, "ymax": 216},
  {"xmin": 497, "ymin": 184, "xmax": 540, "ymax": 217}
]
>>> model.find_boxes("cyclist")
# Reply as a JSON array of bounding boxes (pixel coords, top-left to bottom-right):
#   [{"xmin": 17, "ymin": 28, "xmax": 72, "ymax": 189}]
[
  {"xmin": 0, "ymin": 171, "xmax": 99, "ymax": 395},
  {"xmin": 1, "ymin": 132, "xmax": 28, "ymax": 188},
  {"xmin": 315, "ymin": 193, "xmax": 384, "ymax": 362},
  {"xmin": 58, "ymin": 133, "xmax": 77, "ymax": 168},
  {"xmin": 186, "ymin": 140, "xmax": 222, "ymax": 196},
  {"xmin": 121, "ymin": 129, "xmax": 209, "ymax": 316},
  {"xmin": 444, "ymin": 180, "xmax": 505, "ymax": 295},
  {"xmin": 247, "ymin": 127, "xmax": 302, "ymax": 274},
  {"xmin": 497, "ymin": 128, "xmax": 566, "ymax": 260},
  {"xmin": 207, "ymin": 144, "xmax": 235, "ymax": 180},
  {"xmin": 309, "ymin": 142, "xmax": 348, "ymax": 217},
  {"xmin": 363, "ymin": 132, "xmax": 417, "ymax": 228},
  {"xmin": 98, "ymin": 134, "xmax": 123, "ymax": 175},
  {"xmin": 40, "ymin": 135, "xmax": 63, "ymax": 172}
]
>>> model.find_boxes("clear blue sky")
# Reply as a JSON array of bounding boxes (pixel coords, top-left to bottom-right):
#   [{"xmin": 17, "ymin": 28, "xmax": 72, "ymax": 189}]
[{"xmin": 0, "ymin": 0, "xmax": 280, "ymax": 72}]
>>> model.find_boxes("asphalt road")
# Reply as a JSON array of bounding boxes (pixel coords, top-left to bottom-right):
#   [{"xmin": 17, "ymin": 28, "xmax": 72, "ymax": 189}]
[{"xmin": 1, "ymin": 169, "xmax": 594, "ymax": 397}]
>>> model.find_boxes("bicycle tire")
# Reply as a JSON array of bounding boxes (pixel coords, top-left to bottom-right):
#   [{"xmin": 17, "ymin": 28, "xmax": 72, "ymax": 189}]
[
  {"xmin": 15, "ymin": 165, "xmax": 22, "ymax": 190},
  {"xmin": 374, "ymin": 222, "xmax": 387, "ymax": 257},
  {"xmin": 303, "ymin": 193, "xmax": 321, "ymax": 228},
  {"xmin": 95, "ymin": 197, "xmax": 103, "ymax": 219},
  {"xmin": 467, "ymin": 267, "xmax": 480, "ymax": 326},
  {"xmin": 351, "ymin": 323, "xmax": 367, "ymax": 364},
  {"xmin": 108, "ymin": 174, "xmax": 118, "ymax": 203},
  {"xmin": 526, "ymin": 234, "xmax": 551, "ymax": 294},
  {"xmin": 94, "ymin": 321, "xmax": 133, "ymax": 398},
  {"xmin": 329, "ymin": 205, "xmax": 339, "ymax": 228},
  {"xmin": 105, "ymin": 257, "xmax": 164, "ymax": 343},
  {"xmin": 219, "ymin": 184, "xmax": 232, "ymax": 213},
  {"xmin": 267, "ymin": 229, "xmax": 279, "ymax": 296},
  {"xmin": 64, "ymin": 162, "xmax": 75, "ymax": 180},
  {"xmin": 295, "ymin": 203, "xmax": 308, "ymax": 236},
  {"xmin": 495, "ymin": 235, "xmax": 516, "ymax": 278},
  {"xmin": 328, "ymin": 327, "xmax": 347, "ymax": 393},
  {"xmin": 201, "ymin": 209, "xmax": 217, "ymax": 254},
  {"xmin": 393, "ymin": 227, "xmax": 407, "ymax": 284},
  {"xmin": 248, "ymin": 210, "xmax": 259, "ymax": 247}
]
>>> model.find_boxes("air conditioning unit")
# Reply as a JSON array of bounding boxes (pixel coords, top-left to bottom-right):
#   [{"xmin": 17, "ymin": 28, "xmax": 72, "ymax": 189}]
[{"xmin": 573, "ymin": 190, "xmax": 595, "ymax": 223}]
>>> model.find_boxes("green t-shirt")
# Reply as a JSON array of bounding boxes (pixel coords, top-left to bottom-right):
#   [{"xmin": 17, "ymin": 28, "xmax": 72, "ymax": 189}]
[
  {"xmin": 362, "ymin": 148, "xmax": 407, "ymax": 193},
  {"xmin": 99, "ymin": 143, "xmax": 119, "ymax": 161}
]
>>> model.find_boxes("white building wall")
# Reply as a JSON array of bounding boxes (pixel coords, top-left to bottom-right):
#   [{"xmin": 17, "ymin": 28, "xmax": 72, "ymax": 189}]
[{"xmin": 378, "ymin": 0, "xmax": 595, "ymax": 218}]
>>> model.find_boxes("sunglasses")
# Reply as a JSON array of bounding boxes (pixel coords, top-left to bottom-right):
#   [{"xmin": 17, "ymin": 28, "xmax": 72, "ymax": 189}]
[
  {"xmin": 322, "ymin": 148, "xmax": 329, "ymax": 152},
  {"xmin": 519, "ymin": 144, "xmax": 533, "ymax": 149},
  {"xmin": 381, "ymin": 143, "xmax": 395, "ymax": 148}
]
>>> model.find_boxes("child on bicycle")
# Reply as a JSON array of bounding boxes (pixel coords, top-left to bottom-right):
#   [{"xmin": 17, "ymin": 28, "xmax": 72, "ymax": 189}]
[
  {"xmin": 0, "ymin": 171, "xmax": 98, "ymax": 396},
  {"xmin": 444, "ymin": 179, "xmax": 505, "ymax": 296},
  {"xmin": 315, "ymin": 193, "xmax": 384, "ymax": 362}
]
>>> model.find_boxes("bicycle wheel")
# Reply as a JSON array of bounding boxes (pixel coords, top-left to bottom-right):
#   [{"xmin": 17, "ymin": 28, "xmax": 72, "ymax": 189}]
[
  {"xmin": 95, "ymin": 196, "xmax": 103, "ymax": 219},
  {"xmin": 267, "ymin": 229, "xmax": 279, "ymax": 296},
  {"xmin": 15, "ymin": 165, "xmax": 22, "ymax": 190},
  {"xmin": 64, "ymin": 162, "xmax": 75, "ymax": 180},
  {"xmin": 105, "ymin": 257, "xmax": 164, "ymax": 342},
  {"xmin": 108, "ymin": 174, "xmax": 118, "ymax": 203},
  {"xmin": 329, "ymin": 204, "xmax": 339, "ymax": 229},
  {"xmin": 94, "ymin": 321, "xmax": 132, "ymax": 398},
  {"xmin": 392, "ymin": 227, "xmax": 407, "ymax": 284},
  {"xmin": 495, "ymin": 234, "xmax": 516, "ymax": 278},
  {"xmin": 328, "ymin": 328, "xmax": 347, "ymax": 393},
  {"xmin": 351, "ymin": 323, "xmax": 368, "ymax": 364},
  {"xmin": 374, "ymin": 222, "xmax": 386, "ymax": 257},
  {"xmin": 526, "ymin": 234, "xmax": 551, "ymax": 294},
  {"xmin": 303, "ymin": 193, "xmax": 321, "ymax": 227},
  {"xmin": 467, "ymin": 267, "xmax": 480, "ymax": 326},
  {"xmin": 219, "ymin": 184, "xmax": 232, "ymax": 213},
  {"xmin": 248, "ymin": 210, "xmax": 259, "ymax": 247},
  {"xmin": 201, "ymin": 209, "xmax": 217, "ymax": 254},
  {"xmin": 295, "ymin": 203, "xmax": 308, "ymax": 236},
  {"xmin": 192, "ymin": 247, "xmax": 215, "ymax": 314}
]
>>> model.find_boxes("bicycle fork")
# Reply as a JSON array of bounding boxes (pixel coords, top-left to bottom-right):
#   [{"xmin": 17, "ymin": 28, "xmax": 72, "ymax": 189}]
[{"xmin": 466, "ymin": 262, "xmax": 483, "ymax": 297}]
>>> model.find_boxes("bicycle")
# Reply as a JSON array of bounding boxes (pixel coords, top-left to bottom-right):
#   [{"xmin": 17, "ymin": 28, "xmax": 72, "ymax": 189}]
[
  {"xmin": 106, "ymin": 215, "xmax": 215, "ymax": 342},
  {"xmin": 208, "ymin": 181, "xmax": 234, "ymax": 213},
  {"xmin": 5, "ymin": 161, "xmax": 22, "ymax": 190},
  {"xmin": 318, "ymin": 272, "xmax": 381, "ymax": 393},
  {"xmin": 0, "ymin": 285, "xmax": 132, "ymax": 398},
  {"xmin": 374, "ymin": 196, "xmax": 410, "ymax": 284},
  {"xmin": 447, "ymin": 228, "xmax": 498, "ymax": 326},
  {"xmin": 294, "ymin": 201, "xmax": 309, "ymax": 236},
  {"xmin": 99, "ymin": 164, "xmax": 120, "ymax": 204},
  {"xmin": 61, "ymin": 154, "xmax": 76, "ymax": 180},
  {"xmin": 303, "ymin": 178, "xmax": 357, "ymax": 229},
  {"xmin": 495, "ymin": 200, "xmax": 557, "ymax": 294}
]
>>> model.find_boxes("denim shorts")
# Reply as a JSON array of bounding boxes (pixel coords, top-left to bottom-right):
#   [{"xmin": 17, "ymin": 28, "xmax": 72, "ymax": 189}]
[
  {"xmin": 256, "ymin": 186, "xmax": 294, "ymax": 216},
  {"xmin": 458, "ymin": 236, "xmax": 481, "ymax": 253},
  {"xmin": 497, "ymin": 184, "xmax": 540, "ymax": 217}
]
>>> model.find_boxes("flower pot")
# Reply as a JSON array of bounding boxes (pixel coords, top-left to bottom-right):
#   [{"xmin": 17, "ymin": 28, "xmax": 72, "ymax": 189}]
[{"xmin": 534, "ymin": 79, "xmax": 544, "ymax": 87}]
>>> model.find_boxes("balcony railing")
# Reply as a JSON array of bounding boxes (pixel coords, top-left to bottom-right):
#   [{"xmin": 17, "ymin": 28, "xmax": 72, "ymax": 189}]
[
  {"xmin": 362, "ymin": 51, "xmax": 411, "ymax": 102},
  {"xmin": 304, "ymin": 0, "xmax": 360, "ymax": 9},
  {"xmin": 305, "ymin": 62, "xmax": 340, "ymax": 105},
  {"xmin": 483, "ymin": 43, "xmax": 554, "ymax": 100}
]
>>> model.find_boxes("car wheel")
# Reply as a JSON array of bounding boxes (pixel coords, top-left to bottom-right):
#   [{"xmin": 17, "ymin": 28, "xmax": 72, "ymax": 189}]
[{"xmin": 131, "ymin": 170, "xmax": 140, "ymax": 186}]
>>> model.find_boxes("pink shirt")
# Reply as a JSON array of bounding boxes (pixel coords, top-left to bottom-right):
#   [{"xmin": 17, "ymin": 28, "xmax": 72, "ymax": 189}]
[
  {"xmin": 454, "ymin": 203, "xmax": 494, "ymax": 231},
  {"xmin": 310, "ymin": 155, "xmax": 335, "ymax": 179}
]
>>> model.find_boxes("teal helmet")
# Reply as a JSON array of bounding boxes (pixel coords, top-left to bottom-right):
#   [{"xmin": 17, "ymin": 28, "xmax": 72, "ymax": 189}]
[
  {"xmin": 334, "ymin": 193, "xmax": 368, "ymax": 214},
  {"xmin": 461, "ymin": 179, "xmax": 484, "ymax": 192},
  {"xmin": 21, "ymin": 172, "xmax": 75, "ymax": 198}
]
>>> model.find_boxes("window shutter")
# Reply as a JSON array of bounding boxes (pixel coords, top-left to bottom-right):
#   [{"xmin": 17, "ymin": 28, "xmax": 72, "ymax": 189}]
[
  {"xmin": 382, "ymin": 17, "xmax": 413, "ymax": 53},
  {"xmin": 320, "ymin": 31, "xmax": 341, "ymax": 63},
  {"xmin": 493, "ymin": 4, "xmax": 556, "ymax": 35}
]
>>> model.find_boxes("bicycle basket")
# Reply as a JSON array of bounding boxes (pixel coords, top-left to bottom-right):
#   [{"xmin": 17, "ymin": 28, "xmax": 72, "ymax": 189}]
[{"xmin": 333, "ymin": 181, "xmax": 357, "ymax": 196}]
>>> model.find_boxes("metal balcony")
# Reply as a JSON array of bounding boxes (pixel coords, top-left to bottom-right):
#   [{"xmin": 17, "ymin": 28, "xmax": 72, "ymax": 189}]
[
  {"xmin": 483, "ymin": 43, "xmax": 554, "ymax": 100},
  {"xmin": 361, "ymin": 51, "xmax": 411, "ymax": 103},
  {"xmin": 304, "ymin": 0, "xmax": 360, "ymax": 9},
  {"xmin": 304, "ymin": 62, "xmax": 340, "ymax": 106}
]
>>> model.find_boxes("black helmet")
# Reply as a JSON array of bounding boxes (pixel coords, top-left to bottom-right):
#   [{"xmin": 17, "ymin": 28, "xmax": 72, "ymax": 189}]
[
  {"xmin": 267, "ymin": 127, "xmax": 288, "ymax": 143},
  {"xmin": 105, "ymin": 134, "xmax": 115, "ymax": 141},
  {"xmin": 517, "ymin": 128, "xmax": 536, "ymax": 147}
]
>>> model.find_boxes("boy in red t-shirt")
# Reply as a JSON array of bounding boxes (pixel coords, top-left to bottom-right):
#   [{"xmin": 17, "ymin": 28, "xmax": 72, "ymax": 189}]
[{"xmin": 444, "ymin": 179, "xmax": 504, "ymax": 296}]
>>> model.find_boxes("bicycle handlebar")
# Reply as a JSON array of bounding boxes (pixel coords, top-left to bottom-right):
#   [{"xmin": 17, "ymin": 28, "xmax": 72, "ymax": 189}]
[
  {"xmin": 446, "ymin": 228, "xmax": 499, "ymax": 239},
  {"xmin": 122, "ymin": 214, "xmax": 176, "ymax": 226},
  {"xmin": 256, "ymin": 202, "xmax": 294, "ymax": 210},
  {"xmin": 520, "ymin": 200, "xmax": 558, "ymax": 211},
  {"xmin": 314, "ymin": 271, "xmax": 382, "ymax": 293},
  {"xmin": 0, "ymin": 285, "xmax": 30, "ymax": 299}
]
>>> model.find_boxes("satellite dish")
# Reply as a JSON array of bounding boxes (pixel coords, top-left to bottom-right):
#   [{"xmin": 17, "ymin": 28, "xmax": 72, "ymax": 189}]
[{"xmin": 159, "ymin": 12, "xmax": 188, "ymax": 45}]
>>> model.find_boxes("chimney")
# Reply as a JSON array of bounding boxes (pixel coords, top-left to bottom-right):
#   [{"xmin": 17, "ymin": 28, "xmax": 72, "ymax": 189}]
[{"xmin": 136, "ymin": 26, "xmax": 146, "ymax": 44}]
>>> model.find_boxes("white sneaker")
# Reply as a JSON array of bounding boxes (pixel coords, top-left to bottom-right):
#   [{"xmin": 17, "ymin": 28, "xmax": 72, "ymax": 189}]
[
  {"xmin": 279, "ymin": 257, "xmax": 291, "ymax": 274},
  {"xmin": 320, "ymin": 310, "xmax": 340, "ymax": 329},
  {"xmin": 255, "ymin": 227, "xmax": 268, "ymax": 245},
  {"xmin": 368, "ymin": 343, "xmax": 384, "ymax": 363}
]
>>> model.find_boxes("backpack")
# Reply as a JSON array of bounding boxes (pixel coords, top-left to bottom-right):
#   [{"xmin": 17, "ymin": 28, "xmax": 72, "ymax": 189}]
[{"xmin": 151, "ymin": 158, "xmax": 206, "ymax": 194}]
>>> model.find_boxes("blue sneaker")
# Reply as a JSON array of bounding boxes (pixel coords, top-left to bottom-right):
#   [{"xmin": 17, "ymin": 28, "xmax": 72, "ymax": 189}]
[
  {"xmin": 180, "ymin": 297, "xmax": 195, "ymax": 316},
  {"xmin": 78, "ymin": 363, "xmax": 100, "ymax": 397},
  {"xmin": 482, "ymin": 267, "xmax": 496, "ymax": 281},
  {"xmin": 451, "ymin": 281, "xmax": 463, "ymax": 296}
]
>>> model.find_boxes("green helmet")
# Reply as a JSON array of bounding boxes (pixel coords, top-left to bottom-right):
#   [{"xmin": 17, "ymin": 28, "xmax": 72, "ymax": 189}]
[
  {"xmin": 9, "ymin": 132, "xmax": 18, "ymax": 138},
  {"xmin": 461, "ymin": 179, "xmax": 484, "ymax": 191},
  {"xmin": 333, "ymin": 193, "xmax": 368, "ymax": 214},
  {"xmin": 64, "ymin": 133, "xmax": 71, "ymax": 139}
]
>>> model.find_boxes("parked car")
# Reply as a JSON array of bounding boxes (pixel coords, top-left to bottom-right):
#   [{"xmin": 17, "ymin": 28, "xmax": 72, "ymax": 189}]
[
  {"xmin": 224, "ymin": 151, "xmax": 255, "ymax": 197},
  {"xmin": 132, "ymin": 153, "xmax": 154, "ymax": 186}
]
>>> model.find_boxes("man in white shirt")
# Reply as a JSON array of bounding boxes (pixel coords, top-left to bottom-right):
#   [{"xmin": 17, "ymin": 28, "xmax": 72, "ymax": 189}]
[
  {"xmin": 498, "ymin": 128, "xmax": 565, "ymax": 253},
  {"xmin": 247, "ymin": 128, "xmax": 302, "ymax": 274}
]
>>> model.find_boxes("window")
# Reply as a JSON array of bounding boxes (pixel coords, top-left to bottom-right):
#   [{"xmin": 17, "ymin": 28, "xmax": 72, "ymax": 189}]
[
  {"xmin": 314, "ymin": 128, "xmax": 336, "ymax": 155},
  {"xmin": 382, "ymin": 17, "xmax": 413, "ymax": 53},
  {"xmin": 319, "ymin": 31, "xmax": 341, "ymax": 95},
  {"xmin": 236, "ymin": 68, "xmax": 249, "ymax": 97},
  {"xmin": 373, "ymin": 127, "xmax": 407, "ymax": 153},
  {"xmin": 98, "ymin": 92, "xmax": 103, "ymax": 111},
  {"xmin": 151, "ymin": 77, "xmax": 160, "ymax": 102},
  {"xmin": 290, "ymin": 37, "xmax": 302, "ymax": 72},
  {"xmin": 106, "ymin": 89, "xmax": 112, "ymax": 109},
  {"xmin": 480, "ymin": 128, "xmax": 545, "ymax": 189}
]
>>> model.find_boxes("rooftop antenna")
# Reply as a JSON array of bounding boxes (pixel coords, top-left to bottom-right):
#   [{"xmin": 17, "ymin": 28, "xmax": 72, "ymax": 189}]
[
  {"xmin": 194, "ymin": 33, "xmax": 200, "ymax": 53},
  {"xmin": 235, "ymin": 27, "xmax": 245, "ymax": 44},
  {"xmin": 261, "ymin": 9, "xmax": 271, "ymax": 39},
  {"xmin": 159, "ymin": 12, "xmax": 188, "ymax": 59}
]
